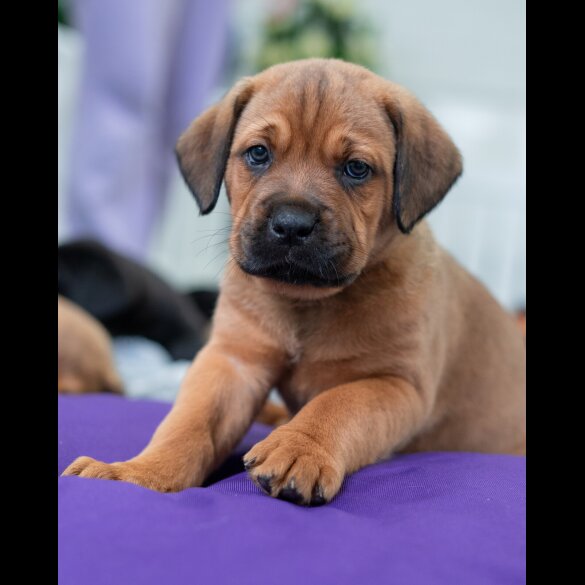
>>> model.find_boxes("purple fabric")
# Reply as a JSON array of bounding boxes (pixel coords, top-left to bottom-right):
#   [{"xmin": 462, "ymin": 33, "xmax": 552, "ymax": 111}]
[
  {"xmin": 67, "ymin": 0, "xmax": 230, "ymax": 259},
  {"xmin": 58, "ymin": 395, "xmax": 526, "ymax": 585}
]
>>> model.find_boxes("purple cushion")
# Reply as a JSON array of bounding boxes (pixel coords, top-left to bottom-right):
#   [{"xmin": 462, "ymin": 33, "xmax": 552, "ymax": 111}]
[{"xmin": 58, "ymin": 395, "xmax": 526, "ymax": 585}]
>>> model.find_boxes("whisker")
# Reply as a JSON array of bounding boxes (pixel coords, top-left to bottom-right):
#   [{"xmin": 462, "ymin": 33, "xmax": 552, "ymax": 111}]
[
  {"xmin": 202, "ymin": 248, "xmax": 230, "ymax": 272},
  {"xmin": 192, "ymin": 239, "xmax": 230, "ymax": 259}
]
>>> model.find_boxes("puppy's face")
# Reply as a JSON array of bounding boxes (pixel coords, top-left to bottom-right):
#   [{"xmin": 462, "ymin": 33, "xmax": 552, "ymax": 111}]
[
  {"xmin": 226, "ymin": 71, "xmax": 395, "ymax": 292},
  {"xmin": 177, "ymin": 60, "xmax": 462, "ymax": 298}
]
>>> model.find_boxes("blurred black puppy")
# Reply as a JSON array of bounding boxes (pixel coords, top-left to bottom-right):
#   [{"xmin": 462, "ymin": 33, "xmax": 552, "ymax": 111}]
[{"xmin": 58, "ymin": 239, "xmax": 217, "ymax": 360}]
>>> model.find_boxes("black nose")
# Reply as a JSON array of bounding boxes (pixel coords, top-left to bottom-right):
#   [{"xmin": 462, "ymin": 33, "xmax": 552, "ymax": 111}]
[{"xmin": 268, "ymin": 204, "xmax": 318, "ymax": 245}]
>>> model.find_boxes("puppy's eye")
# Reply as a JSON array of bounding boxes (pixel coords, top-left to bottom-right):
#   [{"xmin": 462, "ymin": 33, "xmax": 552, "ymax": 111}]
[
  {"xmin": 344, "ymin": 160, "xmax": 370, "ymax": 180},
  {"xmin": 245, "ymin": 145, "xmax": 270, "ymax": 166}
]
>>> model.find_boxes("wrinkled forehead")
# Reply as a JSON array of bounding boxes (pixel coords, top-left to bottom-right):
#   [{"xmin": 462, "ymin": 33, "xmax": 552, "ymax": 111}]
[{"xmin": 232, "ymin": 68, "xmax": 395, "ymax": 164}]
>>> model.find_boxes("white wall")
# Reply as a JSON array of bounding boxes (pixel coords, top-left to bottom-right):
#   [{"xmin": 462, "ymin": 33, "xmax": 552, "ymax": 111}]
[
  {"xmin": 58, "ymin": 25, "xmax": 83, "ymax": 243},
  {"xmin": 365, "ymin": 0, "xmax": 526, "ymax": 309}
]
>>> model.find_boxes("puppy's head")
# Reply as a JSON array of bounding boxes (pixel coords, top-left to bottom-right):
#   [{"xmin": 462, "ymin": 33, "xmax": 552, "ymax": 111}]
[{"xmin": 177, "ymin": 59, "xmax": 462, "ymax": 298}]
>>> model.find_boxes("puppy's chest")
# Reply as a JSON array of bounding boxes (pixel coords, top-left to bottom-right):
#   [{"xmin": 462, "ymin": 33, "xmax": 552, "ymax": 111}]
[{"xmin": 276, "ymin": 322, "xmax": 370, "ymax": 413}]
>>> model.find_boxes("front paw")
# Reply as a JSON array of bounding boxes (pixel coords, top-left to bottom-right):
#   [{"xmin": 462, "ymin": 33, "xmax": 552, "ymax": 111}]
[
  {"xmin": 243, "ymin": 427, "xmax": 344, "ymax": 506},
  {"xmin": 61, "ymin": 456, "xmax": 192, "ymax": 493}
]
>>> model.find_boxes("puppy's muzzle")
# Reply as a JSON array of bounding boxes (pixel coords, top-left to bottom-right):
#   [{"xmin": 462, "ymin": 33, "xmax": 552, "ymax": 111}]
[
  {"xmin": 238, "ymin": 199, "xmax": 355, "ymax": 288},
  {"xmin": 268, "ymin": 204, "xmax": 318, "ymax": 247}
]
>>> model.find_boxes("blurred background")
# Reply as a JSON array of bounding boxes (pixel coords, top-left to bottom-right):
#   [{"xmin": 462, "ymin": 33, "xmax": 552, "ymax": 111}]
[{"xmin": 58, "ymin": 0, "xmax": 526, "ymax": 399}]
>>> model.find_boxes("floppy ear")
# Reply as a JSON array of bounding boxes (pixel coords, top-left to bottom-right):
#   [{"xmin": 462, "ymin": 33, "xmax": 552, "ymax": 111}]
[
  {"xmin": 175, "ymin": 78, "xmax": 255, "ymax": 215},
  {"xmin": 383, "ymin": 85, "xmax": 463, "ymax": 234}
]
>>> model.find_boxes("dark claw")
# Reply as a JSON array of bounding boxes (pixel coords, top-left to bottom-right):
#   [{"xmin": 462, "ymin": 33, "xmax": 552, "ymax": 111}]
[
  {"xmin": 256, "ymin": 474, "xmax": 273, "ymax": 495},
  {"xmin": 243, "ymin": 457, "xmax": 256, "ymax": 470},
  {"xmin": 278, "ymin": 481, "xmax": 304, "ymax": 505},
  {"xmin": 310, "ymin": 485, "xmax": 327, "ymax": 506}
]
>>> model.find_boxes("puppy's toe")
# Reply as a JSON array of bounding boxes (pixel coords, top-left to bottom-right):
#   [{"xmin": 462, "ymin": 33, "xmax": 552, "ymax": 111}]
[
  {"xmin": 310, "ymin": 484, "xmax": 327, "ymax": 506},
  {"xmin": 244, "ymin": 427, "xmax": 344, "ymax": 506},
  {"xmin": 62, "ymin": 455, "xmax": 196, "ymax": 493},
  {"xmin": 278, "ymin": 479, "xmax": 304, "ymax": 504},
  {"xmin": 61, "ymin": 456, "xmax": 120, "ymax": 480},
  {"xmin": 255, "ymin": 474, "xmax": 274, "ymax": 495}
]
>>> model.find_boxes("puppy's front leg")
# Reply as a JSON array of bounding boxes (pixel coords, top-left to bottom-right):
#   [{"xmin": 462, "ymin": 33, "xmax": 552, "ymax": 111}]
[
  {"xmin": 244, "ymin": 377, "xmax": 427, "ymax": 505},
  {"xmin": 62, "ymin": 339, "xmax": 284, "ymax": 492}
]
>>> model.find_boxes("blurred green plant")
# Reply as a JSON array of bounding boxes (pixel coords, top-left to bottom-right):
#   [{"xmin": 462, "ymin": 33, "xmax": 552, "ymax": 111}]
[
  {"xmin": 58, "ymin": 0, "xmax": 70, "ymax": 26},
  {"xmin": 255, "ymin": 0, "xmax": 377, "ymax": 72}
]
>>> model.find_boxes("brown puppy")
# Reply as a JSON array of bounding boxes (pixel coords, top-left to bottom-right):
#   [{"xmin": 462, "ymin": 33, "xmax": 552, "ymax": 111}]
[
  {"xmin": 58, "ymin": 296, "xmax": 123, "ymax": 395},
  {"xmin": 63, "ymin": 59, "xmax": 526, "ymax": 505}
]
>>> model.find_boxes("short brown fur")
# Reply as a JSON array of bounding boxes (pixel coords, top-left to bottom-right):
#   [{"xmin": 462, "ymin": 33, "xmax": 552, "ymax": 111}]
[
  {"xmin": 63, "ymin": 60, "xmax": 525, "ymax": 504},
  {"xmin": 58, "ymin": 296, "xmax": 123, "ymax": 395}
]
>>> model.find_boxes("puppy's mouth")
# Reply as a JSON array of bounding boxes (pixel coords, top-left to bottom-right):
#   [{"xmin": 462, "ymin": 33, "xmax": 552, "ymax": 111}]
[
  {"xmin": 237, "ymin": 249, "xmax": 355, "ymax": 288},
  {"xmin": 236, "ymin": 208, "xmax": 357, "ymax": 288}
]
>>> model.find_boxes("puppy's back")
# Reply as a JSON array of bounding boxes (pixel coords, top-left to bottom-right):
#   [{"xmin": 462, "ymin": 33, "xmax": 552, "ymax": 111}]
[{"xmin": 404, "ymin": 245, "xmax": 526, "ymax": 455}]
